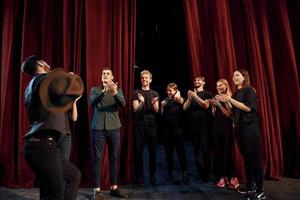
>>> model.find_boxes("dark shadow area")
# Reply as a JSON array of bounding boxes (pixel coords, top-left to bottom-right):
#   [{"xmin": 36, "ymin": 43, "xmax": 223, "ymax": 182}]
[{"xmin": 135, "ymin": 0, "xmax": 190, "ymax": 96}]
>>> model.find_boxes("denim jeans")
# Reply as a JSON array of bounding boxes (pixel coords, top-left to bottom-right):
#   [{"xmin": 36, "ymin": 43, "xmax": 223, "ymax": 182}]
[
  {"xmin": 24, "ymin": 131, "xmax": 81, "ymax": 200},
  {"xmin": 92, "ymin": 129, "xmax": 120, "ymax": 188}
]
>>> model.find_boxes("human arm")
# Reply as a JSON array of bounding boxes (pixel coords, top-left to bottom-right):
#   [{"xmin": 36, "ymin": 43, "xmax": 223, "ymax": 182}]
[
  {"xmin": 70, "ymin": 95, "xmax": 82, "ymax": 121},
  {"xmin": 215, "ymin": 94, "xmax": 251, "ymax": 112},
  {"xmin": 89, "ymin": 87, "xmax": 105, "ymax": 107},
  {"xmin": 133, "ymin": 92, "xmax": 145, "ymax": 112},
  {"xmin": 151, "ymin": 97, "xmax": 159, "ymax": 113},
  {"xmin": 188, "ymin": 90, "xmax": 210, "ymax": 109}
]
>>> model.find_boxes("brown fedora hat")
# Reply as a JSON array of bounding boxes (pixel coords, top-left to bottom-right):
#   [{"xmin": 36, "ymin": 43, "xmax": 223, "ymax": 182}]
[{"xmin": 39, "ymin": 68, "xmax": 84, "ymax": 113}]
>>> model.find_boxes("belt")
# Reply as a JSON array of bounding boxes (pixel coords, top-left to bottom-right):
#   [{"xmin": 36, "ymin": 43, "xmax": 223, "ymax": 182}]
[{"xmin": 27, "ymin": 137, "xmax": 55, "ymax": 142}]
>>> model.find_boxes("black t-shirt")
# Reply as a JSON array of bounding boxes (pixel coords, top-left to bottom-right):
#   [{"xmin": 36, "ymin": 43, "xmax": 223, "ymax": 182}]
[
  {"xmin": 212, "ymin": 102, "xmax": 233, "ymax": 130},
  {"xmin": 161, "ymin": 99, "xmax": 183, "ymax": 125},
  {"xmin": 187, "ymin": 90, "xmax": 213, "ymax": 129},
  {"xmin": 133, "ymin": 89, "xmax": 159, "ymax": 121},
  {"xmin": 232, "ymin": 86, "xmax": 258, "ymax": 125}
]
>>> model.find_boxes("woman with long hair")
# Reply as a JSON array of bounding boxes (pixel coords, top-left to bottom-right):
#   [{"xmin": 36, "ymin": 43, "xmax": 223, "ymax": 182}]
[
  {"xmin": 210, "ymin": 79, "xmax": 239, "ymax": 189},
  {"xmin": 215, "ymin": 70, "xmax": 265, "ymax": 200}
]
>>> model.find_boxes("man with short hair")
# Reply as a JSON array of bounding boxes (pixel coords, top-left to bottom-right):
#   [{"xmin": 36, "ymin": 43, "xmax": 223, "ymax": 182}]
[
  {"xmin": 22, "ymin": 55, "xmax": 82, "ymax": 200},
  {"xmin": 183, "ymin": 76, "xmax": 213, "ymax": 181},
  {"xmin": 133, "ymin": 70, "xmax": 159, "ymax": 186},
  {"xmin": 89, "ymin": 68, "xmax": 127, "ymax": 199}
]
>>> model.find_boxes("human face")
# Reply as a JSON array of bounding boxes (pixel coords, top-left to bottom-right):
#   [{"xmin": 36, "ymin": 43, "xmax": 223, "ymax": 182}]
[
  {"xmin": 166, "ymin": 87, "xmax": 176, "ymax": 98},
  {"xmin": 216, "ymin": 81, "xmax": 227, "ymax": 94},
  {"xmin": 233, "ymin": 71, "xmax": 244, "ymax": 87},
  {"xmin": 102, "ymin": 69, "xmax": 113, "ymax": 83},
  {"xmin": 194, "ymin": 77, "xmax": 204, "ymax": 88},
  {"xmin": 141, "ymin": 73, "xmax": 151, "ymax": 87}
]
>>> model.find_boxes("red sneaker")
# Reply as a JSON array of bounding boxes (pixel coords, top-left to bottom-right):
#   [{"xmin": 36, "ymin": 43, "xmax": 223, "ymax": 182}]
[
  {"xmin": 217, "ymin": 177, "xmax": 228, "ymax": 188},
  {"xmin": 228, "ymin": 177, "xmax": 239, "ymax": 189}
]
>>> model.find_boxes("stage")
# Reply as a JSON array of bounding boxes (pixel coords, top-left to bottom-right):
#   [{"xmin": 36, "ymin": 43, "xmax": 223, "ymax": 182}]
[
  {"xmin": 1, "ymin": 177, "xmax": 299, "ymax": 200},
  {"xmin": 1, "ymin": 144, "xmax": 299, "ymax": 200}
]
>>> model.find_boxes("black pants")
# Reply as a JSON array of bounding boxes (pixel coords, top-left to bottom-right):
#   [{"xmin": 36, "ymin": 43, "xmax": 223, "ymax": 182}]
[
  {"xmin": 134, "ymin": 120, "xmax": 157, "ymax": 180},
  {"xmin": 163, "ymin": 125, "xmax": 188, "ymax": 174},
  {"xmin": 235, "ymin": 124, "xmax": 264, "ymax": 192},
  {"xmin": 212, "ymin": 120, "xmax": 234, "ymax": 179},
  {"xmin": 191, "ymin": 128, "xmax": 211, "ymax": 180},
  {"xmin": 92, "ymin": 129, "xmax": 120, "ymax": 188},
  {"xmin": 24, "ymin": 132, "xmax": 81, "ymax": 200}
]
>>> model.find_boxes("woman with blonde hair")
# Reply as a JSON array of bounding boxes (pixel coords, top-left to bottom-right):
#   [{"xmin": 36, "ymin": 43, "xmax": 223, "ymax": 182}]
[{"xmin": 210, "ymin": 79, "xmax": 239, "ymax": 189}]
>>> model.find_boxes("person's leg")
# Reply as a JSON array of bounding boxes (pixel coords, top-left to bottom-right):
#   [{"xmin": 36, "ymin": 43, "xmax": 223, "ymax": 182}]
[
  {"xmin": 191, "ymin": 129, "xmax": 202, "ymax": 178},
  {"xmin": 24, "ymin": 139, "xmax": 65, "ymax": 200},
  {"xmin": 134, "ymin": 123, "xmax": 145, "ymax": 184},
  {"xmin": 92, "ymin": 129, "xmax": 106, "ymax": 189},
  {"xmin": 106, "ymin": 129, "xmax": 120, "ymax": 186},
  {"xmin": 163, "ymin": 126, "xmax": 174, "ymax": 178},
  {"xmin": 146, "ymin": 121, "xmax": 157, "ymax": 177},
  {"xmin": 199, "ymin": 129, "xmax": 211, "ymax": 181},
  {"xmin": 57, "ymin": 134, "xmax": 72, "ymax": 161},
  {"xmin": 174, "ymin": 127, "xmax": 189, "ymax": 184},
  {"xmin": 174, "ymin": 127, "xmax": 188, "ymax": 172},
  {"xmin": 62, "ymin": 161, "xmax": 81, "ymax": 200},
  {"xmin": 146, "ymin": 121, "xmax": 158, "ymax": 185}
]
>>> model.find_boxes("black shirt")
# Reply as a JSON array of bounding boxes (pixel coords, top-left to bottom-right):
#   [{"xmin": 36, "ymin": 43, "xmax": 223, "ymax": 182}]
[
  {"xmin": 232, "ymin": 86, "xmax": 258, "ymax": 125},
  {"xmin": 187, "ymin": 90, "xmax": 213, "ymax": 129},
  {"xmin": 133, "ymin": 89, "xmax": 159, "ymax": 121},
  {"xmin": 161, "ymin": 99, "xmax": 183, "ymax": 125}
]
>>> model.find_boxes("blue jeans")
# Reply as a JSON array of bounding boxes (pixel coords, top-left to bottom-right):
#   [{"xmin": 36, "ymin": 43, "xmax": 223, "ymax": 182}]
[{"xmin": 92, "ymin": 129, "xmax": 120, "ymax": 188}]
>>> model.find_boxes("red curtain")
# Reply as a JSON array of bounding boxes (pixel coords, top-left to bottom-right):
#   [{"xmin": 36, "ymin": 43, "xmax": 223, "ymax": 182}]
[
  {"xmin": 183, "ymin": 0, "xmax": 300, "ymax": 179},
  {"xmin": 0, "ymin": 0, "xmax": 135, "ymax": 188}
]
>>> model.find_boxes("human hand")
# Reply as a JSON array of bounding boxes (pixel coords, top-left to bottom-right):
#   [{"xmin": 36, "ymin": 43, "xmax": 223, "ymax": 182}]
[
  {"xmin": 151, "ymin": 97, "xmax": 159, "ymax": 105},
  {"xmin": 137, "ymin": 93, "xmax": 145, "ymax": 103}
]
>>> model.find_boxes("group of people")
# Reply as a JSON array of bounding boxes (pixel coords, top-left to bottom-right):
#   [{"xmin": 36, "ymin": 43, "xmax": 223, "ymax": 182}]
[{"xmin": 21, "ymin": 55, "xmax": 265, "ymax": 200}]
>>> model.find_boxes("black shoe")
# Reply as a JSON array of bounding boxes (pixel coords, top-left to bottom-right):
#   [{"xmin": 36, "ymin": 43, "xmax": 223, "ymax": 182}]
[
  {"xmin": 93, "ymin": 190, "xmax": 103, "ymax": 200},
  {"xmin": 110, "ymin": 188, "xmax": 128, "ymax": 198},
  {"xmin": 246, "ymin": 191, "xmax": 266, "ymax": 200},
  {"xmin": 150, "ymin": 175, "xmax": 159, "ymax": 186},
  {"xmin": 238, "ymin": 186, "xmax": 256, "ymax": 194}
]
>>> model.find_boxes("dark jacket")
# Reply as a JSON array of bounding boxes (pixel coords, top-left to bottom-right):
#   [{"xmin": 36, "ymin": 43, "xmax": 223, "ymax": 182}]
[
  {"xmin": 24, "ymin": 73, "xmax": 70, "ymax": 139},
  {"xmin": 89, "ymin": 86, "xmax": 126, "ymax": 130}
]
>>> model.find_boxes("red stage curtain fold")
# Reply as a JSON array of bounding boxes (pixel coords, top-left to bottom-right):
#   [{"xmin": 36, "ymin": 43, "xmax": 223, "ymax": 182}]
[
  {"xmin": 0, "ymin": 0, "xmax": 135, "ymax": 188},
  {"xmin": 183, "ymin": 0, "xmax": 300, "ymax": 179}
]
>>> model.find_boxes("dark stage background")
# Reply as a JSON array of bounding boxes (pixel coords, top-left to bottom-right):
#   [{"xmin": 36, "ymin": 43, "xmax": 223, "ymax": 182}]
[{"xmin": 0, "ymin": 0, "xmax": 299, "ymax": 189}]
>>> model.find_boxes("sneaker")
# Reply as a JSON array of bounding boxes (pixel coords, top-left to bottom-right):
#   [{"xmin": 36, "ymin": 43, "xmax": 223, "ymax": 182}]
[
  {"xmin": 110, "ymin": 188, "xmax": 128, "ymax": 198},
  {"xmin": 228, "ymin": 177, "xmax": 239, "ymax": 189},
  {"xmin": 246, "ymin": 191, "xmax": 266, "ymax": 200},
  {"xmin": 217, "ymin": 177, "xmax": 228, "ymax": 188},
  {"xmin": 238, "ymin": 186, "xmax": 256, "ymax": 194},
  {"xmin": 93, "ymin": 190, "xmax": 103, "ymax": 200}
]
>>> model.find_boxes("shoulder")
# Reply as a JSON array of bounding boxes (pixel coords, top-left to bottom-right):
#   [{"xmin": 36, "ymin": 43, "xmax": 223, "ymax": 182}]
[
  {"xmin": 244, "ymin": 86, "xmax": 256, "ymax": 95},
  {"xmin": 90, "ymin": 86, "xmax": 102, "ymax": 93},
  {"xmin": 151, "ymin": 90, "xmax": 159, "ymax": 96}
]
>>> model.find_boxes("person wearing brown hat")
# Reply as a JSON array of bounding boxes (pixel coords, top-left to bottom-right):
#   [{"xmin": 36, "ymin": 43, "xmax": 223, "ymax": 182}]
[
  {"xmin": 89, "ymin": 68, "xmax": 127, "ymax": 199},
  {"xmin": 21, "ymin": 55, "xmax": 82, "ymax": 200}
]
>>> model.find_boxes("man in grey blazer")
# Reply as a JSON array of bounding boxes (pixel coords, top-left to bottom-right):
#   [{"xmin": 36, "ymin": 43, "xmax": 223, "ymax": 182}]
[{"xmin": 89, "ymin": 68, "xmax": 127, "ymax": 199}]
